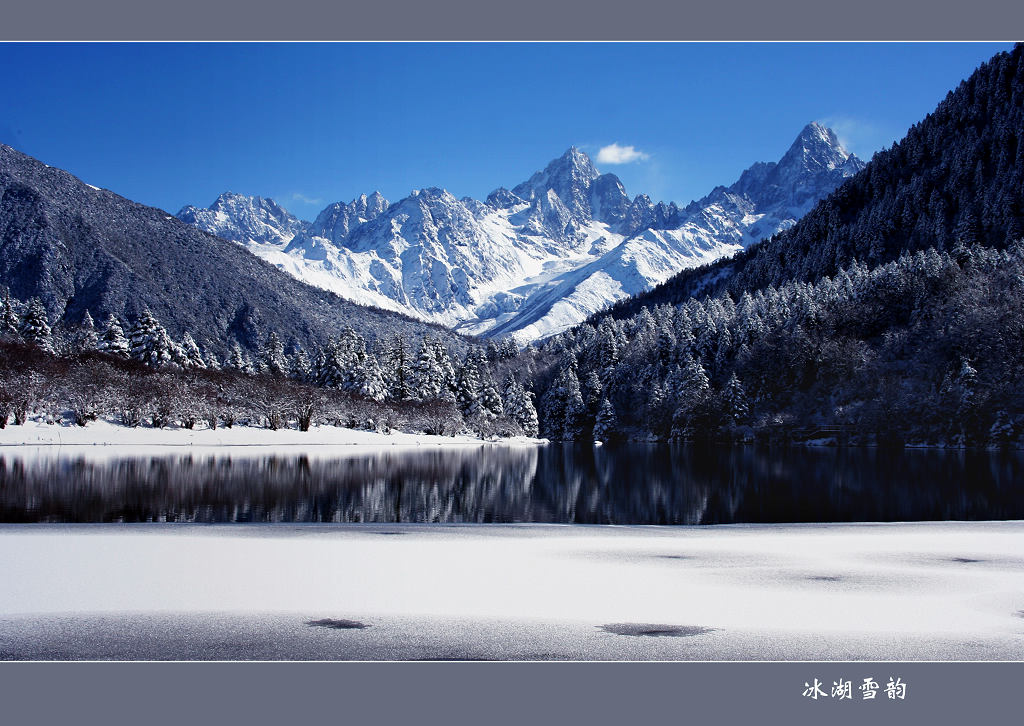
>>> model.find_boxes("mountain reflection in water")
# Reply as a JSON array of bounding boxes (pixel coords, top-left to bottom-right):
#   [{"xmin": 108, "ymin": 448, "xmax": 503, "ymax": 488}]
[{"xmin": 1, "ymin": 444, "xmax": 1023, "ymax": 524}]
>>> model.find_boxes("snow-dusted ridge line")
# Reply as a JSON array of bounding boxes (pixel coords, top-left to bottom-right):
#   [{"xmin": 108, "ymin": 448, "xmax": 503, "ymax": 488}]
[{"xmin": 177, "ymin": 124, "xmax": 863, "ymax": 344}]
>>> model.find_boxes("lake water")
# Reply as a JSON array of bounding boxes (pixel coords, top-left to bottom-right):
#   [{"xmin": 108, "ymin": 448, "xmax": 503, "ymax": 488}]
[{"xmin": 1, "ymin": 444, "xmax": 1023, "ymax": 524}]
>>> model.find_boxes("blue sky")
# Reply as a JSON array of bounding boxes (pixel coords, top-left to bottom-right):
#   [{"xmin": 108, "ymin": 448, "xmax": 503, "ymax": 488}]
[{"xmin": 0, "ymin": 42, "xmax": 1011, "ymax": 220}]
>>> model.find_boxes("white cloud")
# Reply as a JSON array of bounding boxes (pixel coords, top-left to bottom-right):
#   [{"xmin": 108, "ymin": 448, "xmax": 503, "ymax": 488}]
[
  {"xmin": 288, "ymin": 192, "xmax": 324, "ymax": 206},
  {"xmin": 816, "ymin": 116, "xmax": 893, "ymax": 159},
  {"xmin": 596, "ymin": 143, "xmax": 650, "ymax": 165}
]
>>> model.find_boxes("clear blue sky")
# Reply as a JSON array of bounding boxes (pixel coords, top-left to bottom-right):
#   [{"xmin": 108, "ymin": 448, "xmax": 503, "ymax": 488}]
[{"xmin": 0, "ymin": 42, "xmax": 1012, "ymax": 220}]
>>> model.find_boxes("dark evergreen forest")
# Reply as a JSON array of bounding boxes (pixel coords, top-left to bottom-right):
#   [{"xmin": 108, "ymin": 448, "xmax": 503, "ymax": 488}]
[{"xmin": 533, "ymin": 44, "xmax": 1024, "ymax": 446}]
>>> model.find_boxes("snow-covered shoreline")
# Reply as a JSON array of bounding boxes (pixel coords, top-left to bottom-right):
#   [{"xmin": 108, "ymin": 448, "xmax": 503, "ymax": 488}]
[{"xmin": 0, "ymin": 419, "xmax": 546, "ymax": 456}]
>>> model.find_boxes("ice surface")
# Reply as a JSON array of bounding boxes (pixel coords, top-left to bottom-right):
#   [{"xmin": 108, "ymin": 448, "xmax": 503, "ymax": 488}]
[{"xmin": 0, "ymin": 521, "xmax": 1021, "ymax": 660}]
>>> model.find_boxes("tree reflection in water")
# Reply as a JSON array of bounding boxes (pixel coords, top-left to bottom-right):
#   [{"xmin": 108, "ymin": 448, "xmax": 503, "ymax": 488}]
[{"xmin": 1, "ymin": 444, "xmax": 1022, "ymax": 524}]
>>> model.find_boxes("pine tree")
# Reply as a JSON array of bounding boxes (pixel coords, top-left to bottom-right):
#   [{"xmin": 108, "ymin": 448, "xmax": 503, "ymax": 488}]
[
  {"xmin": 387, "ymin": 335, "xmax": 414, "ymax": 401},
  {"xmin": 128, "ymin": 309, "xmax": 174, "ymax": 368},
  {"xmin": 97, "ymin": 314, "xmax": 130, "ymax": 357},
  {"xmin": 261, "ymin": 331, "xmax": 287, "ymax": 377},
  {"xmin": 356, "ymin": 352, "xmax": 388, "ymax": 402},
  {"xmin": 593, "ymin": 397, "xmax": 618, "ymax": 442},
  {"xmin": 671, "ymin": 355, "xmax": 712, "ymax": 439},
  {"xmin": 78, "ymin": 310, "xmax": 99, "ymax": 351},
  {"xmin": 432, "ymin": 340, "xmax": 458, "ymax": 401},
  {"xmin": 722, "ymin": 373, "xmax": 749, "ymax": 426},
  {"xmin": 541, "ymin": 364, "xmax": 585, "ymax": 441},
  {"xmin": 411, "ymin": 337, "xmax": 444, "ymax": 400},
  {"xmin": 479, "ymin": 377, "xmax": 503, "ymax": 419},
  {"xmin": 502, "ymin": 375, "xmax": 539, "ymax": 437},
  {"xmin": 179, "ymin": 332, "xmax": 207, "ymax": 369},
  {"xmin": 596, "ymin": 317, "xmax": 620, "ymax": 369},
  {"xmin": 0, "ymin": 288, "xmax": 19, "ymax": 338},
  {"xmin": 227, "ymin": 342, "xmax": 251, "ymax": 373},
  {"xmin": 204, "ymin": 350, "xmax": 221, "ymax": 370},
  {"xmin": 455, "ymin": 351, "xmax": 481, "ymax": 418},
  {"xmin": 317, "ymin": 340, "xmax": 345, "ymax": 388},
  {"xmin": 466, "ymin": 346, "xmax": 502, "ymax": 418},
  {"xmin": 288, "ymin": 349, "xmax": 311, "ymax": 382},
  {"xmin": 499, "ymin": 337, "xmax": 519, "ymax": 360},
  {"xmin": 19, "ymin": 298, "xmax": 53, "ymax": 352},
  {"xmin": 337, "ymin": 328, "xmax": 368, "ymax": 392}
]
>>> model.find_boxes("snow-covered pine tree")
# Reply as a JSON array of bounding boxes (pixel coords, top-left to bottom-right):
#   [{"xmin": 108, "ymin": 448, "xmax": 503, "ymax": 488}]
[
  {"xmin": 309, "ymin": 345, "xmax": 327, "ymax": 386},
  {"xmin": 593, "ymin": 397, "xmax": 618, "ymax": 442},
  {"xmin": 411, "ymin": 337, "xmax": 444, "ymax": 401},
  {"xmin": 455, "ymin": 351, "xmax": 481, "ymax": 418},
  {"xmin": 317, "ymin": 340, "xmax": 345, "ymax": 388},
  {"xmin": 541, "ymin": 364, "xmax": 585, "ymax": 441},
  {"xmin": 670, "ymin": 354, "xmax": 713, "ymax": 439},
  {"xmin": 78, "ymin": 310, "xmax": 99, "ymax": 351},
  {"xmin": 227, "ymin": 342, "xmax": 251, "ymax": 373},
  {"xmin": 288, "ymin": 349, "xmax": 311, "ymax": 383},
  {"xmin": 387, "ymin": 335, "xmax": 414, "ymax": 401},
  {"xmin": 19, "ymin": 298, "xmax": 53, "ymax": 352},
  {"xmin": 337, "ymin": 327, "xmax": 368, "ymax": 392},
  {"xmin": 432, "ymin": 339, "xmax": 458, "ymax": 402},
  {"xmin": 467, "ymin": 346, "xmax": 502, "ymax": 418},
  {"xmin": 655, "ymin": 312, "xmax": 677, "ymax": 366},
  {"xmin": 722, "ymin": 373, "xmax": 749, "ymax": 425},
  {"xmin": 261, "ymin": 331, "xmax": 287, "ymax": 377},
  {"xmin": 677, "ymin": 354, "xmax": 711, "ymax": 409},
  {"xmin": 479, "ymin": 376, "xmax": 503, "ymax": 419},
  {"xmin": 596, "ymin": 317, "xmax": 620, "ymax": 370},
  {"xmin": 179, "ymin": 332, "xmax": 207, "ymax": 369},
  {"xmin": 97, "ymin": 314, "xmax": 130, "ymax": 357},
  {"xmin": 128, "ymin": 309, "xmax": 174, "ymax": 368},
  {"xmin": 356, "ymin": 351, "xmax": 388, "ymax": 401},
  {"xmin": 499, "ymin": 337, "xmax": 519, "ymax": 360},
  {"xmin": 204, "ymin": 350, "xmax": 221, "ymax": 370},
  {"xmin": 582, "ymin": 371, "xmax": 602, "ymax": 416},
  {"xmin": 0, "ymin": 288, "xmax": 20, "ymax": 338},
  {"xmin": 502, "ymin": 375, "xmax": 539, "ymax": 437}
]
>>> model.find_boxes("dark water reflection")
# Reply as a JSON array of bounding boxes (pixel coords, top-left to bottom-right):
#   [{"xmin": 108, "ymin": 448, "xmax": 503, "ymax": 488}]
[{"xmin": 1, "ymin": 444, "xmax": 1023, "ymax": 524}]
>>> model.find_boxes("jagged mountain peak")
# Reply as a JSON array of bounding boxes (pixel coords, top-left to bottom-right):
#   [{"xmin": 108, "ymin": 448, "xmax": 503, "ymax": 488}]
[
  {"xmin": 544, "ymin": 146, "xmax": 600, "ymax": 185},
  {"xmin": 511, "ymin": 147, "xmax": 598, "ymax": 204},
  {"xmin": 176, "ymin": 192, "xmax": 307, "ymax": 248},
  {"xmin": 779, "ymin": 122, "xmax": 857, "ymax": 173},
  {"xmin": 726, "ymin": 122, "xmax": 864, "ymax": 211},
  {"xmin": 408, "ymin": 186, "xmax": 455, "ymax": 201}
]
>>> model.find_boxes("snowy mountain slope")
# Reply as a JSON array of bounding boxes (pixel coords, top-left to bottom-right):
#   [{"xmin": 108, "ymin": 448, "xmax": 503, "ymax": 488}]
[
  {"xmin": 0, "ymin": 144, "xmax": 468, "ymax": 359},
  {"xmin": 178, "ymin": 123, "xmax": 863, "ymax": 343},
  {"xmin": 177, "ymin": 192, "xmax": 309, "ymax": 248}
]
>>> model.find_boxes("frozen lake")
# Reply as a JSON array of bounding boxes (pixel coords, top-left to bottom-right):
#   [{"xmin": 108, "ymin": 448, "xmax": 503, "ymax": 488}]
[
  {"xmin": 2, "ymin": 443, "xmax": 1023, "ymax": 660},
  {"xmin": 1, "ymin": 522, "xmax": 1023, "ymax": 660}
]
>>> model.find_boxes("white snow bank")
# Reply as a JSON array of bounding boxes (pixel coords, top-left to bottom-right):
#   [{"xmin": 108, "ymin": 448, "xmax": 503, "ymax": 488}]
[{"xmin": 0, "ymin": 420, "xmax": 545, "ymax": 460}]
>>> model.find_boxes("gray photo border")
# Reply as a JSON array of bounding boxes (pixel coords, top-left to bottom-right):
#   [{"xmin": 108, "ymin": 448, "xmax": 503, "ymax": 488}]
[
  {"xmin": 0, "ymin": 1, "xmax": 1021, "ymax": 725},
  {"xmin": 0, "ymin": 0, "xmax": 1022, "ymax": 40}
]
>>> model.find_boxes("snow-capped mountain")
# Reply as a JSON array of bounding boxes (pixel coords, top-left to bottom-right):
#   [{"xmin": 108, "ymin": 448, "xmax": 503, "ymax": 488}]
[
  {"xmin": 177, "ymin": 123, "xmax": 863, "ymax": 343},
  {"xmin": 177, "ymin": 192, "xmax": 309, "ymax": 248}
]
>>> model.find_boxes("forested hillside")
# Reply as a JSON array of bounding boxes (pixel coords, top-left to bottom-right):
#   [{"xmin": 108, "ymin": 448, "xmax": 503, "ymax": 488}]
[
  {"xmin": 598, "ymin": 44, "xmax": 1024, "ymax": 321},
  {"xmin": 535, "ymin": 44, "xmax": 1024, "ymax": 447}
]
